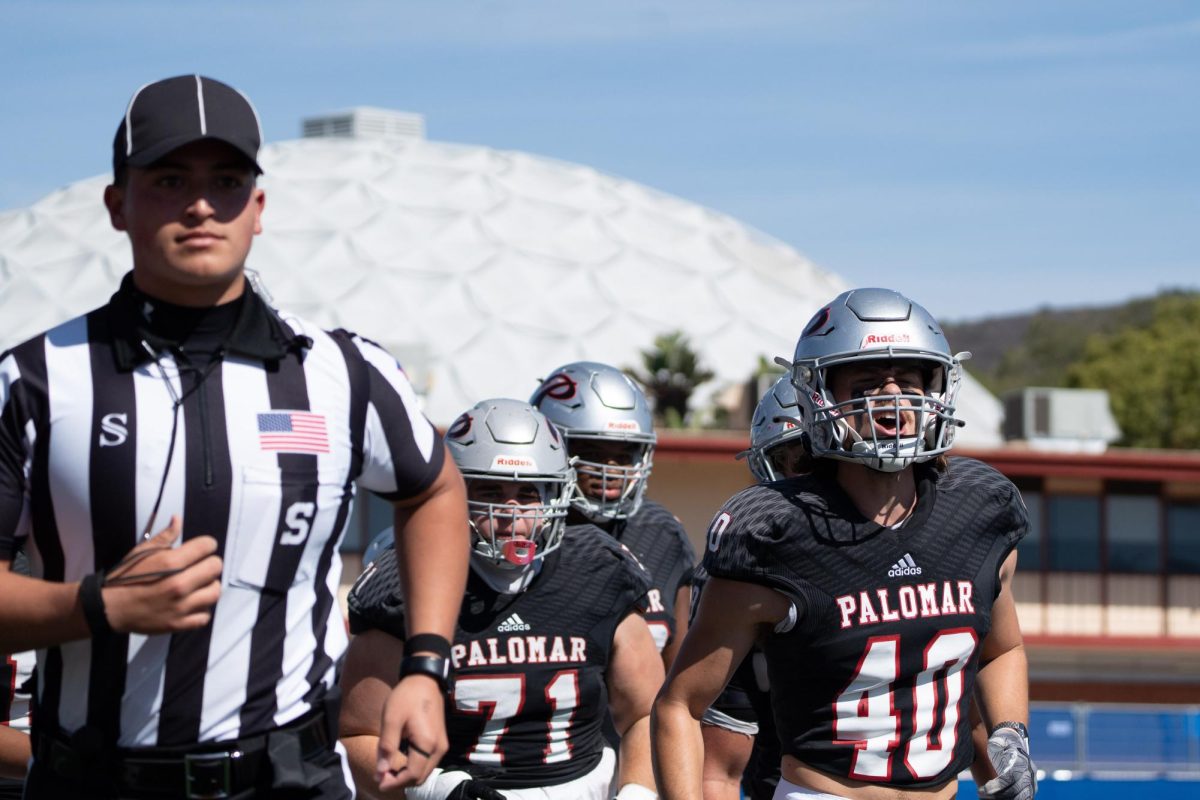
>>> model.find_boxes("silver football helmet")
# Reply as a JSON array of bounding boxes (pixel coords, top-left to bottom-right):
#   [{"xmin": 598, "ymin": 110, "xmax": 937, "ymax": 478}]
[
  {"xmin": 530, "ymin": 361, "xmax": 656, "ymax": 522},
  {"xmin": 362, "ymin": 527, "xmax": 394, "ymax": 567},
  {"xmin": 446, "ymin": 398, "xmax": 575, "ymax": 572},
  {"xmin": 788, "ymin": 288, "xmax": 968, "ymax": 472},
  {"xmin": 737, "ymin": 375, "xmax": 806, "ymax": 483}
]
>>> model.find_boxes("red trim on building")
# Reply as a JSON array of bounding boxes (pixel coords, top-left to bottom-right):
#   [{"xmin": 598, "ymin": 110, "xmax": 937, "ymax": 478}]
[
  {"xmin": 1030, "ymin": 681, "xmax": 1200, "ymax": 703},
  {"xmin": 654, "ymin": 434, "xmax": 1200, "ymax": 482},
  {"xmin": 1024, "ymin": 634, "xmax": 1200, "ymax": 651},
  {"xmin": 958, "ymin": 448, "xmax": 1200, "ymax": 483},
  {"xmin": 655, "ymin": 432, "xmax": 750, "ymax": 462}
]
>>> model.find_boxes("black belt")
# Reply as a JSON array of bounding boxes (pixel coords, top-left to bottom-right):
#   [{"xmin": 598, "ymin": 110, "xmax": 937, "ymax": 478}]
[{"xmin": 37, "ymin": 709, "xmax": 331, "ymax": 799}]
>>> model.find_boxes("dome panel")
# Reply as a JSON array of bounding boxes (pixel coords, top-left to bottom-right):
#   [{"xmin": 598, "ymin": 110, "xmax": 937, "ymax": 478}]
[
  {"xmin": 493, "ymin": 152, "xmax": 593, "ymax": 198},
  {"xmin": 467, "ymin": 253, "xmax": 614, "ymax": 338},
  {"xmin": 346, "ymin": 206, "xmax": 478, "ymax": 266},
  {"xmin": 477, "ymin": 196, "xmax": 623, "ymax": 264},
  {"xmin": 369, "ymin": 163, "xmax": 507, "ymax": 214}
]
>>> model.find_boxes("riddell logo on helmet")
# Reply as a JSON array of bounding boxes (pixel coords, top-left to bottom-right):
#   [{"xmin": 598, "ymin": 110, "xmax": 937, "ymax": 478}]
[
  {"xmin": 861, "ymin": 333, "xmax": 912, "ymax": 347},
  {"xmin": 491, "ymin": 455, "xmax": 537, "ymax": 470},
  {"xmin": 606, "ymin": 420, "xmax": 641, "ymax": 432}
]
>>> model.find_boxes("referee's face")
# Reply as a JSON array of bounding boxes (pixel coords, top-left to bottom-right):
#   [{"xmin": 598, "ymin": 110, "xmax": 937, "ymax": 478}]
[{"xmin": 104, "ymin": 139, "xmax": 265, "ymax": 306}]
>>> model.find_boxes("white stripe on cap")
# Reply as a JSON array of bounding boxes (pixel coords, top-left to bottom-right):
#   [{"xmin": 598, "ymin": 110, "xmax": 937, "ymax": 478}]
[
  {"xmin": 123, "ymin": 80, "xmax": 154, "ymax": 157},
  {"xmin": 195, "ymin": 74, "xmax": 207, "ymax": 135},
  {"xmin": 234, "ymin": 87, "xmax": 263, "ymax": 142}
]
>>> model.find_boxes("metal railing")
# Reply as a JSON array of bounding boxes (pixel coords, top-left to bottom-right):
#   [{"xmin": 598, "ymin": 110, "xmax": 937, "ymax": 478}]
[{"xmin": 1031, "ymin": 702, "xmax": 1200, "ymax": 776}]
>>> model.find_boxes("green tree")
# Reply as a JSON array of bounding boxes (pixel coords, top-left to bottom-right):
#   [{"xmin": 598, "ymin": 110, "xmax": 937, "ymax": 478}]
[
  {"xmin": 1066, "ymin": 294, "xmax": 1200, "ymax": 449},
  {"xmin": 989, "ymin": 313, "xmax": 1095, "ymax": 395},
  {"xmin": 629, "ymin": 331, "xmax": 715, "ymax": 429}
]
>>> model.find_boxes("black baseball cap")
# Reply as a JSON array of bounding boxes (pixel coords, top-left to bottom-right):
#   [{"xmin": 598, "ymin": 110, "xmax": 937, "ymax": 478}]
[{"xmin": 112, "ymin": 74, "xmax": 263, "ymax": 175}]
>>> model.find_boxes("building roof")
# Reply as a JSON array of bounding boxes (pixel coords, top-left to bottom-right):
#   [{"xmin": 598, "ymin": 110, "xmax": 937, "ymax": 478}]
[{"xmin": 0, "ymin": 120, "xmax": 1002, "ymax": 443}]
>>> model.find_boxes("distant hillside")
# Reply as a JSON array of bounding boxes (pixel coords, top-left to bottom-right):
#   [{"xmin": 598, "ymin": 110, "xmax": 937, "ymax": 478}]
[{"xmin": 943, "ymin": 291, "xmax": 1193, "ymax": 397}]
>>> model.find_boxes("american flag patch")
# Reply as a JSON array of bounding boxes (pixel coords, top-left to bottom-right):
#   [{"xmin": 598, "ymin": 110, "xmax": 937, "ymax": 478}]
[{"xmin": 257, "ymin": 411, "xmax": 330, "ymax": 454}]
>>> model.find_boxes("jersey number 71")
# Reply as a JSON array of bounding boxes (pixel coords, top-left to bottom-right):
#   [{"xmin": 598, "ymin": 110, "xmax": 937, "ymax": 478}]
[{"xmin": 455, "ymin": 670, "xmax": 580, "ymax": 765}]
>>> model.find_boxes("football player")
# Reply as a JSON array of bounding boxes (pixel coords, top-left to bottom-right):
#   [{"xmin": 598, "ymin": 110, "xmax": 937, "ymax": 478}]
[
  {"xmin": 340, "ymin": 399, "xmax": 663, "ymax": 800},
  {"xmin": 699, "ymin": 375, "xmax": 802, "ymax": 800},
  {"xmin": 654, "ymin": 288, "xmax": 1036, "ymax": 800},
  {"xmin": 530, "ymin": 362, "xmax": 695, "ymax": 670}
]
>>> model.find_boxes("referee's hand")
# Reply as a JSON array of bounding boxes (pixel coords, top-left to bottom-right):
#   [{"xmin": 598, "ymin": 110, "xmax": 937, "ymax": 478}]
[
  {"xmin": 375, "ymin": 673, "xmax": 448, "ymax": 791},
  {"xmin": 102, "ymin": 515, "xmax": 223, "ymax": 634}
]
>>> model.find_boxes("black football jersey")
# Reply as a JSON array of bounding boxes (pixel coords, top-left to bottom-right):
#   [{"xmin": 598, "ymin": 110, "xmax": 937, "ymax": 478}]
[
  {"xmin": 348, "ymin": 524, "xmax": 652, "ymax": 789},
  {"xmin": 586, "ymin": 499, "xmax": 696, "ymax": 652},
  {"xmin": 701, "ymin": 457, "xmax": 1028, "ymax": 789}
]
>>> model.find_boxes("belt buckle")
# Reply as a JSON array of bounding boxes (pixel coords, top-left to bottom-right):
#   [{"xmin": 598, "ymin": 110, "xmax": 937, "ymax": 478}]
[{"xmin": 183, "ymin": 750, "xmax": 240, "ymax": 799}]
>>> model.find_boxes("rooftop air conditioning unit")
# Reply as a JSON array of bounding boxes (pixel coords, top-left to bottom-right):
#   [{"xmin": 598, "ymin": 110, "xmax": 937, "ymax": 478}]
[
  {"xmin": 1001, "ymin": 387, "xmax": 1121, "ymax": 453},
  {"xmin": 302, "ymin": 107, "xmax": 425, "ymax": 141}
]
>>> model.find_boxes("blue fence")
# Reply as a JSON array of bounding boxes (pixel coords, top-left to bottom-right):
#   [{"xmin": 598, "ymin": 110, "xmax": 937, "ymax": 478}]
[
  {"xmin": 1030, "ymin": 702, "xmax": 1200, "ymax": 775},
  {"xmin": 957, "ymin": 778, "xmax": 1200, "ymax": 799}
]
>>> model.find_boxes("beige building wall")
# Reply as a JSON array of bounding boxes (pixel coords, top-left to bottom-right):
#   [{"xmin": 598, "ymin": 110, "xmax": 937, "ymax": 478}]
[{"xmin": 646, "ymin": 451, "xmax": 753, "ymax": 556}]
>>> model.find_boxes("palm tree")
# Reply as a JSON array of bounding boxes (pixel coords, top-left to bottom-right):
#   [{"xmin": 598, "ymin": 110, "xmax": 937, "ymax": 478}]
[{"xmin": 629, "ymin": 331, "xmax": 715, "ymax": 428}]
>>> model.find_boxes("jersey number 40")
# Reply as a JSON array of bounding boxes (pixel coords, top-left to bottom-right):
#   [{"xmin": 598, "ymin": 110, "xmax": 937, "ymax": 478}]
[{"xmin": 833, "ymin": 629, "xmax": 978, "ymax": 781}]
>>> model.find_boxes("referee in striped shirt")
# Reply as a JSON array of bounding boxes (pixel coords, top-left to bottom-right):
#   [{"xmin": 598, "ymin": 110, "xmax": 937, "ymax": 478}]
[{"xmin": 0, "ymin": 75, "xmax": 469, "ymax": 799}]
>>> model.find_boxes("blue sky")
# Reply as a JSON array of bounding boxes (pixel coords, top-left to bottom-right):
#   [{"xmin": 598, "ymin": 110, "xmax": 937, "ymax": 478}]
[{"xmin": 1, "ymin": 1, "xmax": 1196, "ymax": 321}]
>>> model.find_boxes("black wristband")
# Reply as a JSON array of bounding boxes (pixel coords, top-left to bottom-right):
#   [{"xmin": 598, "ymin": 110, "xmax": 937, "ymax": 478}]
[
  {"xmin": 79, "ymin": 571, "xmax": 112, "ymax": 637},
  {"xmin": 399, "ymin": 654, "xmax": 453, "ymax": 694},
  {"xmin": 404, "ymin": 633, "xmax": 452, "ymax": 659},
  {"xmin": 990, "ymin": 721, "xmax": 1030, "ymax": 742}
]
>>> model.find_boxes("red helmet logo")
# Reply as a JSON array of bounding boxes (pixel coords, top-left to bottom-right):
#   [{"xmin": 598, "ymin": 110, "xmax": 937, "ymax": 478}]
[
  {"xmin": 532, "ymin": 372, "xmax": 578, "ymax": 407},
  {"xmin": 448, "ymin": 413, "xmax": 473, "ymax": 439},
  {"xmin": 802, "ymin": 306, "xmax": 832, "ymax": 338}
]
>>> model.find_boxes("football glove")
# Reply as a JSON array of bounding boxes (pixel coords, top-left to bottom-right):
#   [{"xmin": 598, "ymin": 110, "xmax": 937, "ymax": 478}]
[
  {"xmin": 978, "ymin": 724, "xmax": 1037, "ymax": 800},
  {"xmin": 446, "ymin": 779, "xmax": 506, "ymax": 800}
]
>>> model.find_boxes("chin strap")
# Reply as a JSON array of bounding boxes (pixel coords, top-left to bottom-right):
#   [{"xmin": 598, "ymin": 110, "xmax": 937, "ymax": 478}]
[
  {"xmin": 470, "ymin": 557, "xmax": 542, "ymax": 595},
  {"xmin": 848, "ymin": 439, "xmax": 919, "ymax": 473}
]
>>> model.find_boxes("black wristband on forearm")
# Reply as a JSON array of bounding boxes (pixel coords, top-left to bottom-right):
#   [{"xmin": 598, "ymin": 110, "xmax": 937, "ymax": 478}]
[
  {"xmin": 79, "ymin": 571, "xmax": 112, "ymax": 637},
  {"xmin": 404, "ymin": 633, "xmax": 452, "ymax": 659},
  {"xmin": 399, "ymin": 654, "xmax": 453, "ymax": 694}
]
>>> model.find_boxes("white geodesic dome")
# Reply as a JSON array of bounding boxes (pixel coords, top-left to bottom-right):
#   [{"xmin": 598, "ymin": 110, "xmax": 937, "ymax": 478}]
[{"xmin": 0, "ymin": 123, "xmax": 1002, "ymax": 445}]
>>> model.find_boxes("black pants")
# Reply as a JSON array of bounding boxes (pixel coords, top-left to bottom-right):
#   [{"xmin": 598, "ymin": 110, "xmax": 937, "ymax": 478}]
[
  {"xmin": 0, "ymin": 777, "xmax": 23, "ymax": 800},
  {"xmin": 23, "ymin": 741, "xmax": 352, "ymax": 800}
]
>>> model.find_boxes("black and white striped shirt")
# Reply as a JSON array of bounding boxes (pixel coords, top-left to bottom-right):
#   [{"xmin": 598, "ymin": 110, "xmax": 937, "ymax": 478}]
[{"xmin": 0, "ymin": 276, "xmax": 444, "ymax": 747}]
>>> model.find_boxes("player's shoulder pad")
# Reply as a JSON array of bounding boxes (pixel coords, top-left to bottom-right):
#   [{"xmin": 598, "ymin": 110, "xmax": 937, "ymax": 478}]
[
  {"xmin": 347, "ymin": 547, "xmax": 407, "ymax": 636},
  {"xmin": 701, "ymin": 482, "xmax": 805, "ymax": 578},
  {"xmin": 942, "ymin": 456, "xmax": 1030, "ymax": 545},
  {"xmin": 635, "ymin": 499, "xmax": 696, "ymax": 560},
  {"xmin": 712, "ymin": 480, "xmax": 812, "ymax": 527},
  {"xmin": 941, "ymin": 456, "xmax": 1012, "ymax": 490},
  {"xmin": 562, "ymin": 523, "xmax": 654, "ymax": 590}
]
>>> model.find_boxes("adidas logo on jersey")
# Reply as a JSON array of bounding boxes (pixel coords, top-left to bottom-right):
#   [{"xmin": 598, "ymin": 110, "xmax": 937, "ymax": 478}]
[
  {"xmin": 888, "ymin": 553, "xmax": 922, "ymax": 578},
  {"xmin": 497, "ymin": 613, "xmax": 531, "ymax": 632}
]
